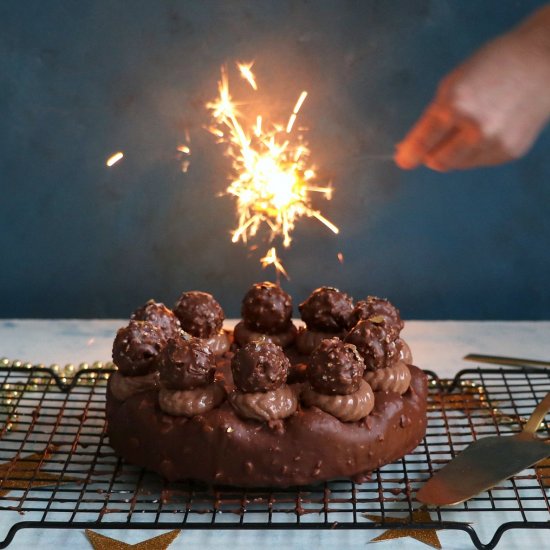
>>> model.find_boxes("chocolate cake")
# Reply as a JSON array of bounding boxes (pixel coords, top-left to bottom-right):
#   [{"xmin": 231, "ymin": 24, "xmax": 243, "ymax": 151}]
[{"xmin": 106, "ymin": 285, "xmax": 428, "ymax": 487}]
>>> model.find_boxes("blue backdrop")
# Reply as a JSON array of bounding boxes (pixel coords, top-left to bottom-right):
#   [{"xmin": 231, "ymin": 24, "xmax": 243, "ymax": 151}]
[{"xmin": 1, "ymin": 0, "xmax": 549, "ymax": 320}]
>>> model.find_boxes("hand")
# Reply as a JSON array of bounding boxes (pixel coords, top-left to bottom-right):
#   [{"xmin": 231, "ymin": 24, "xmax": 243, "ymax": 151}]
[{"xmin": 395, "ymin": 9, "xmax": 550, "ymax": 171}]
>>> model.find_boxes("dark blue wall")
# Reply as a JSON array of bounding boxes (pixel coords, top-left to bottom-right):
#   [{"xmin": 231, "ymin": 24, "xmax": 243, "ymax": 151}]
[{"xmin": 1, "ymin": 0, "xmax": 549, "ymax": 320}]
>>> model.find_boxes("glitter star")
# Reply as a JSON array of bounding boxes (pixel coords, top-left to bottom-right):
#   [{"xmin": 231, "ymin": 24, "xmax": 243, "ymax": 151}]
[
  {"xmin": 364, "ymin": 507, "xmax": 442, "ymax": 549},
  {"xmin": 0, "ymin": 448, "xmax": 79, "ymax": 497},
  {"xmin": 85, "ymin": 530, "xmax": 180, "ymax": 550}
]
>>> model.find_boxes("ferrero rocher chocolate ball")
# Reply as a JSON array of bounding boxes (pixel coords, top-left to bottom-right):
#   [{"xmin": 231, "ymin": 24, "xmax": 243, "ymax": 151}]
[
  {"xmin": 131, "ymin": 300, "xmax": 182, "ymax": 339},
  {"xmin": 112, "ymin": 320, "xmax": 167, "ymax": 376},
  {"xmin": 345, "ymin": 319, "xmax": 398, "ymax": 371},
  {"xmin": 173, "ymin": 291, "xmax": 224, "ymax": 339},
  {"xmin": 308, "ymin": 338, "xmax": 365, "ymax": 395},
  {"xmin": 231, "ymin": 341, "xmax": 290, "ymax": 393},
  {"xmin": 350, "ymin": 296, "xmax": 404, "ymax": 339},
  {"xmin": 158, "ymin": 336, "xmax": 216, "ymax": 390},
  {"xmin": 299, "ymin": 287, "xmax": 354, "ymax": 332},
  {"xmin": 241, "ymin": 282, "xmax": 293, "ymax": 333}
]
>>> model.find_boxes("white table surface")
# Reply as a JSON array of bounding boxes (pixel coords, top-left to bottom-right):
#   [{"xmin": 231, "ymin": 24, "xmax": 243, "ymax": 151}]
[{"xmin": 1, "ymin": 319, "xmax": 549, "ymax": 549}]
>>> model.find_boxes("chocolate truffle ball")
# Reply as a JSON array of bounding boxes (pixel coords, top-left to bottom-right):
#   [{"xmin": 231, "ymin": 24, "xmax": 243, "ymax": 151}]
[
  {"xmin": 241, "ymin": 282, "xmax": 293, "ymax": 333},
  {"xmin": 345, "ymin": 319, "xmax": 398, "ymax": 371},
  {"xmin": 131, "ymin": 300, "xmax": 182, "ymax": 339},
  {"xmin": 308, "ymin": 338, "xmax": 365, "ymax": 395},
  {"xmin": 112, "ymin": 320, "xmax": 167, "ymax": 376},
  {"xmin": 231, "ymin": 341, "xmax": 290, "ymax": 393},
  {"xmin": 173, "ymin": 291, "xmax": 224, "ymax": 339},
  {"xmin": 350, "ymin": 296, "xmax": 404, "ymax": 339},
  {"xmin": 158, "ymin": 336, "xmax": 216, "ymax": 391},
  {"xmin": 299, "ymin": 287, "xmax": 354, "ymax": 332}
]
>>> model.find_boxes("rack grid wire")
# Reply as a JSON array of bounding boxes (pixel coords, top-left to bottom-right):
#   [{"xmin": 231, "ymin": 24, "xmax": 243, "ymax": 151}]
[{"xmin": 0, "ymin": 364, "xmax": 548, "ymax": 549}]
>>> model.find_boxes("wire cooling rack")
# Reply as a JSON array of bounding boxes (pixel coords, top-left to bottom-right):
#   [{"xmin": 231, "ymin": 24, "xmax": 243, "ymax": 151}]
[{"xmin": 0, "ymin": 363, "xmax": 549, "ymax": 549}]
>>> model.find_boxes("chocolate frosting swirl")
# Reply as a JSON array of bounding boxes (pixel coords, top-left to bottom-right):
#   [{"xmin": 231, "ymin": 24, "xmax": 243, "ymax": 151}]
[
  {"xmin": 345, "ymin": 319, "xmax": 398, "ymax": 371},
  {"xmin": 295, "ymin": 327, "xmax": 342, "ymax": 355},
  {"xmin": 233, "ymin": 321, "xmax": 297, "ymax": 348},
  {"xmin": 308, "ymin": 337, "xmax": 365, "ymax": 395},
  {"xmin": 231, "ymin": 341, "xmax": 290, "ymax": 392},
  {"xmin": 299, "ymin": 287, "xmax": 354, "ymax": 332},
  {"xmin": 229, "ymin": 384, "xmax": 298, "ymax": 422},
  {"xmin": 131, "ymin": 300, "xmax": 182, "ymax": 339},
  {"xmin": 301, "ymin": 379, "xmax": 374, "ymax": 422},
  {"xmin": 174, "ymin": 291, "xmax": 224, "ymax": 338},
  {"xmin": 109, "ymin": 370, "xmax": 159, "ymax": 401},
  {"xmin": 158, "ymin": 382, "xmax": 226, "ymax": 417},
  {"xmin": 159, "ymin": 336, "xmax": 216, "ymax": 390},
  {"xmin": 363, "ymin": 362, "xmax": 411, "ymax": 394},
  {"xmin": 350, "ymin": 296, "xmax": 404, "ymax": 339},
  {"xmin": 112, "ymin": 320, "xmax": 166, "ymax": 376},
  {"xmin": 241, "ymin": 282, "xmax": 293, "ymax": 333}
]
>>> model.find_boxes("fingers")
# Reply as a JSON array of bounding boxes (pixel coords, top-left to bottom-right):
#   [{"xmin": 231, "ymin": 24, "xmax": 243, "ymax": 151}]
[
  {"xmin": 394, "ymin": 103, "xmax": 455, "ymax": 169},
  {"xmin": 423, "ymin": 120, "xmax": 482, "ymax": 171}
]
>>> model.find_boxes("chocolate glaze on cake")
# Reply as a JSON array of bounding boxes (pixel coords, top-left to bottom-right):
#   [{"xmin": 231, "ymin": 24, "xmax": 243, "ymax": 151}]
[
  {"xmin": 345, "ymin": 319, "xmax": 398, "ymax": 371},
  {"xmin": 299, "ymin": 287, "xmax": 354, "ymax": 332},
  {"xmin": 106, "ymin": 363, "xmax": 427, "ymax": 487},
  {"xmin": 231, "ymin": 341, "xmax": 290, "ymax": 393},
  {"xmin": 174, "ymin": 291, "xmax": 224, "ymax": 338},
  {"xmin": 131, "ymin": 300, "xmax": 182, "ymax": 339},
  {"xmin": 350, "ymin": 296, "xmax": 404, "ymax": 340},
  {"xmin": 242, "ymin": 282, "xmax": 292, "ymax": 333},
  {"xmin": 112, "ymin": 320, "xmax": 166, "ymax": 377},
  {"xmin": 159, "ymin": 336, "xmax": 216, "ymax": 390},
  {"xmin": 308, "ymin": 338, "xmax": 365, "ymax": 395}
]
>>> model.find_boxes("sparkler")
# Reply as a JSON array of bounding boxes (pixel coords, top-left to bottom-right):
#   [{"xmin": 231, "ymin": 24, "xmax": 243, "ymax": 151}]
[{"xmin": 206, "ymin": 62, "xmax": 338, "ymax": 279}]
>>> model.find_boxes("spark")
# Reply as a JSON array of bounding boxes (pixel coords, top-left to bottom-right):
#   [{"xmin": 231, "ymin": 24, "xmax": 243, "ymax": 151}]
[
  {"xmin": 206, "ymin": 63, "xmax": 338, "ymax": 275},
  {"xmin": 286, "ymin": 91, "xmax": 308, "ymax": 133},
  {"xmin": 106, "ymin": 152, "xmax": 124, "ymax": 167},
  {"xmin": 177, "ymin": 145, "xmax": 191, "ymax": 154},
  {"xmin": 261, "ymin": 247, "xmax": 289, "ymax": 280},
  {"xmin": 237, "ymin": 61, "xmax": 258, "ymax": 90},
  {"xmin": 337, "ymin": 252, "xmax": 344, "ymax": 264}
]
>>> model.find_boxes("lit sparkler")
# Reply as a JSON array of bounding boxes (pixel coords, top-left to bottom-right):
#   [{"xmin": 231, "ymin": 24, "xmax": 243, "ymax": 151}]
[{"xmin": 206, "ymin": 62, "xmax": 338, "ymax": 278}]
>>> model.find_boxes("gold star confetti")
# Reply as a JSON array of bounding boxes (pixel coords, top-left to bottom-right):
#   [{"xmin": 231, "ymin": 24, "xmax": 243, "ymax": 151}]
[
  {"xmin": 0, "ymin": 448, "xmax": 79, "ymax": 497},
  {"xmin": 85, "ymin": 530, "xmax": 180, "ymax": 550},
  {"xmin": 364, "ymin": 507, "xmax": 442, "ymax": 549},
  {"xmin": 429, "ymin": 379, "xmax": 515, "ymax": 424}
]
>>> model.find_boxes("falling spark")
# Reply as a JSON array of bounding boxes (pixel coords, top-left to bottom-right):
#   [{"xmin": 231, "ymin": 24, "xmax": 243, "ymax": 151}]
[
  {"xmin": 177, "ymin": 145, "xmax": 191, "ymax": 154},
  {"xmin": 181, "ymin": 160, "xmax": 190, "ymax": 173},
  {"xmin": 106, "ymin": 152, "xmax": 123, "ymax": 167},
  {"xmin": 237, "ymin": 61, "xmax": 258, "ymax": 90},
  {"xmin": 286, "ymin": 91, "xmax": 308, "ymax": 133},
  {"xmin": 261, "ymin": 247, "xmax": 289, "ymax": 280},
  {"xmin": 337, "ymin": 252, "xmax": 344, "ymax": 264},
  {"xmin": 206, "ymin": 63, "xmax": 338, "ymax": 273}
]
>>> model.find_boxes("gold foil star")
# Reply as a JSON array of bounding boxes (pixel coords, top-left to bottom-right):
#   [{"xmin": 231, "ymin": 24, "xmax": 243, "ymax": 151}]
[
  {"xmin": 0, "ymin": 448, "xmax": 79, "ymax": 497},
  {"xmin": 85, "ymin": 530, "xmax": 180, "ymax": 550},
  {"xmin": 364, "ymin": 507, "xmax": 442, "ymax": 549}
]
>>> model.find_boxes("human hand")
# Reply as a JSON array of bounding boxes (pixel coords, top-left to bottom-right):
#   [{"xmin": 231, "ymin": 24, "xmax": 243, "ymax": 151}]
[{"xmin": 395, "ymin": 10, "xmax": 550, "ymax": 171}]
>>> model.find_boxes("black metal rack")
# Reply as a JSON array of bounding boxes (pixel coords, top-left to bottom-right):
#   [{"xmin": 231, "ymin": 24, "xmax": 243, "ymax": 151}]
[{"xmin": 0, "ymin": 362, "xmax": 548, "ymax": 549}]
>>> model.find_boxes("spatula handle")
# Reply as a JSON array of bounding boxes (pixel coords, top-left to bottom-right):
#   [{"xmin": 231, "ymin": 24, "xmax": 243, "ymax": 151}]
[{"xmin": 523, "ymin": 391, "xmax": 550, "ymax": 435}]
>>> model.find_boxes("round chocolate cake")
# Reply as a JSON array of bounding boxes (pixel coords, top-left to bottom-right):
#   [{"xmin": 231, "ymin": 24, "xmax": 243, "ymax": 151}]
[{"xmin": 106, "ymin": 285, "xmax": 428, "ymax": 487}]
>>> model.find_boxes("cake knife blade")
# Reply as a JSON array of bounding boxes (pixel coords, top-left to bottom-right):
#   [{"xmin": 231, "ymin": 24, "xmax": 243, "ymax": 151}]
[{"xmin": 416, "ymin": 391, "xmax": 550, "ymax": 506}]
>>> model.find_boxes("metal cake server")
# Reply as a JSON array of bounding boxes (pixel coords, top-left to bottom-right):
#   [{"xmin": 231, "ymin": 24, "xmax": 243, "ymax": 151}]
[
  {"xmin": 464, "ymin": 353, "xmax": 550, "ymax": 370},
  {"xmin": 416, "ymin": 391, "xmax": 550, "ymax": 506}
]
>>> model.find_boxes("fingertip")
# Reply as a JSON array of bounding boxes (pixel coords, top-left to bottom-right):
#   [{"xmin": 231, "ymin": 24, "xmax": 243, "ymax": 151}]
[{"xmin": 394, "ymin": 145, "xmax": 420, "ymax": 170}]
